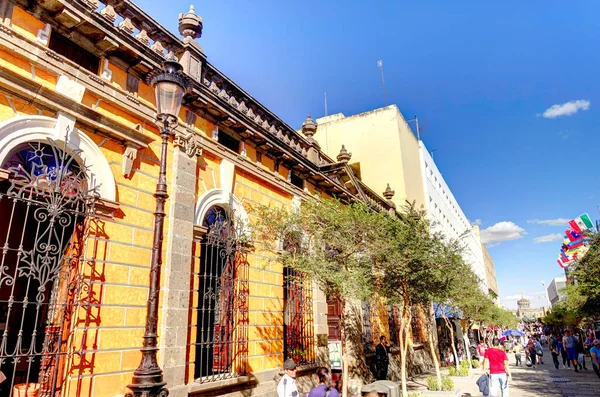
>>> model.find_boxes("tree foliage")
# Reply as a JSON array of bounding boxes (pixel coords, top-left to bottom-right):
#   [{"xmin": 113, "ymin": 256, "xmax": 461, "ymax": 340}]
[{"xmin": 251, "ymin": 198, "xmax": 504, "ymax": 397}]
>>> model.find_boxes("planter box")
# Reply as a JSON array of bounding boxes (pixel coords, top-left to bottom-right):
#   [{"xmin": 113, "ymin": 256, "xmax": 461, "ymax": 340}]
[{"xmin": 421, "ymin": 389, "xmax": 462, "ymax": 396}]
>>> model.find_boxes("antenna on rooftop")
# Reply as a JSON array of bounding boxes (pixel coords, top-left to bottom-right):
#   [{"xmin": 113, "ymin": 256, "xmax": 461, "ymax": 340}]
[
  {"xmin": 324, "ymin": 92, "xmax": 328, "ymax": 116},
  {"xmin": 407, "ymin": 115, "xmax": 421, "ymax": 141},
  {"xmin": 377, "ymin": 60, "xmax": 388, "ymax": 106}
]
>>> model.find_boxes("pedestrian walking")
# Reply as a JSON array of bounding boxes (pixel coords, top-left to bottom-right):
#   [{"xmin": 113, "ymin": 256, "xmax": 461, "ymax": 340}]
[
  {"xmin": 551, "ymin": 343, "xmax": 560, "ymax": 370},
  {"xmin": 513, "ymin": 342, "xmax": 522, "ymax": 367},
  {"xmin": 534, "ymin": 338, "xmax": 544, "ymax": 365},
  {"xmin": 590, "ymin": 339, "xmax": 600, "ymax": 379},
  {"xmin": 558, "ymin": 337, "xmax": 569, "ymax": 369},
  {"xmin": 375, "ymin": 335, "xmax": 390, "ymax": 380},
  {"xmin": 576, "ymin": 333, "xmax": 588, "ymax": 370},
  {"xmin": 483, "ymin": 338, "xmax": 512, "ymax": 397},
  {"xmin": 477, "ymin": 340, "xmax": 487, "ymax": 367},
  {"xmin": 277, "ymin": 359, "xmax": 299, "ymax": 397},
  {"xmin": 563, "ymin": 330, "xmax": 579, "ymax": 372},
  {"xmin": 308, "ymin": 367, "xmax": 340, "ymax": 397},
  {"xmin": 527, "ymin": 339, "xmax": 537, "ymax": 368}
]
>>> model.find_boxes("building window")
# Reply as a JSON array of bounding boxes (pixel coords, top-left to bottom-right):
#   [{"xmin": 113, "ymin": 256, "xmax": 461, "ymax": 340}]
[
  {"xmin": 290, "ymin": 173, "xmax": 304, "ymax": 189},
  {"xmin": 218, "ymin": 129, "xmax": 240, "ymax": 153},
  {"xmin": 48, "ymin": 32, "xmax": 100, "ymax": 74},
  {"xmin": 126, "ymin": 73, "xmax": 140, "ymax": 95},
  {"xmin": 190, "ymin": 206, "xmax": 249, "ymax": 383},
  {"xmin": 282, "ymin": 232, "xmax": 315, "ymax": 365},
  {"xmin": 283, "ymin": 267, "xmax": 315, "ymax": 365}
]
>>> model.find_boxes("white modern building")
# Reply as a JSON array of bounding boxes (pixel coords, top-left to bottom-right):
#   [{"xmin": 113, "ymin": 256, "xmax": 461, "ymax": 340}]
[
  {"xmin": 418, "ymin": 142, "xmax": 488, "ymax": 291},
  {"xmin": 547, "ymin": 276, "xmax": 567, "ymax": 307},
  {"xmin": 314, "ymin": 105, "xmax": 489, "ymax": 293}
]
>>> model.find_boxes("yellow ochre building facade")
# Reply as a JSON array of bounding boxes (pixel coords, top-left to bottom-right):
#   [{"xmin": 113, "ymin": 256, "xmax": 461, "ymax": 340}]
[{"xmin": 0, "ymin": 2, "xmax": 406, "ymax": 397}]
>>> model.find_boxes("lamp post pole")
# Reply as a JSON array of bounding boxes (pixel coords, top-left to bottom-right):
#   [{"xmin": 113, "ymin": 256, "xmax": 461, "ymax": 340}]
[{"xmin": 127, "ymin": 56, "xmax": 190, "ymax": 397}]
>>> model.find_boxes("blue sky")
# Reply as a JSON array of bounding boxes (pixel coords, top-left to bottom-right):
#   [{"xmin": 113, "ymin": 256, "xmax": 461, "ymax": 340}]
[{"xmin": 136, "ymin": 0, "xmax": 600, "ymax": 309}]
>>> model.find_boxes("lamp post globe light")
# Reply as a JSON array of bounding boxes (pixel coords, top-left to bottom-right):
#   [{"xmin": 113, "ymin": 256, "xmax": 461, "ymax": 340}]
[{"xmin": 126, "ymin": 55, "xmax": 190, "ymax": 397}]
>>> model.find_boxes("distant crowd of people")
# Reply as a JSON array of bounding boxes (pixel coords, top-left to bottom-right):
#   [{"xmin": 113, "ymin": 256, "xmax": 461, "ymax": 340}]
[{"xmin": 475, "ymin": 328, "xmax": 600, "ymax": 377}]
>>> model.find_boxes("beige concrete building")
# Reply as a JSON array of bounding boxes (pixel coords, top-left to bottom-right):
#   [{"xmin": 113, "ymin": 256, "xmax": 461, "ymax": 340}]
[
  {"xmin": 481, "ymin": 241, "xmax": 499, "ymax": 299},
  {"xmin": 316, "ymin": 105, "xmax": 425, "ymax": 210},
  {"xmin": 315, "ymin": 105, "xmax": 491, "ymax": 293}
]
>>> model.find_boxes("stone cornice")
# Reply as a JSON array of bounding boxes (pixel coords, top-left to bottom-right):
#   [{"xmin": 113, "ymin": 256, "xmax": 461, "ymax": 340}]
[
  {"xmin": 7, "ymin": 0, "xmax": 395, "ymax": 211},
  {"xmin": 0, "ymin": 65, "xmax": 153, "ymax": 149}
]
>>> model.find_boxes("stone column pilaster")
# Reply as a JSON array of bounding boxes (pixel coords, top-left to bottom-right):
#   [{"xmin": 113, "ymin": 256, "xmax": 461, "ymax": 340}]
[{"xmin": 159, "ymin": 141, "xmax": 199, "ymax": 397}]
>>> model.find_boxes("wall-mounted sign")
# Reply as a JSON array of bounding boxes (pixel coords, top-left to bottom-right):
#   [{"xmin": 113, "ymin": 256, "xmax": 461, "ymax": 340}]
[{"xmin": 328, "ymin": 341, "xmax": 342, "ymax": 369}]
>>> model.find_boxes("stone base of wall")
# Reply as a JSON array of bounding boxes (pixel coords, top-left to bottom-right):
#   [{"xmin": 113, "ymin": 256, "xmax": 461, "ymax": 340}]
[{"xmin": 386, "ymin": 345, "xmax": 434, "ymax": 383}]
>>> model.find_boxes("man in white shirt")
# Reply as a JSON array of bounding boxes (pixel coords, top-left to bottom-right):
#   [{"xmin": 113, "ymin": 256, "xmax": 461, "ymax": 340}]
[{"xmin": 277, "ymin": 359, "xmax": 299, "ymax": 397}]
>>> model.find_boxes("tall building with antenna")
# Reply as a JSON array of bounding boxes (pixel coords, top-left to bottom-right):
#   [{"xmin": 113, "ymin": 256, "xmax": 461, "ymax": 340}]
[{"xmin": 315, "ymin": 105, "xmax": 491, "ymax": 292}]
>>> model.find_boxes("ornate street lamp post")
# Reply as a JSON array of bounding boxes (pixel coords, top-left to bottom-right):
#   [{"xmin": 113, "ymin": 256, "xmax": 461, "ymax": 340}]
[{"xmin": 127, "ymin": 56, "xmax": 190, "ymax": 397}]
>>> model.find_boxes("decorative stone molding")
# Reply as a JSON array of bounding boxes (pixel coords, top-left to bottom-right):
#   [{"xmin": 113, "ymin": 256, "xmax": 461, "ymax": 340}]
[
  {"xmin": 151, "ymin": 40, "xmax": 165, "ymax": 56},
  {"xmin": 119, "ymin": 17, "xmax": 135, "ymax": 35},
  {"xmin": 135, "ymin": 29, "xmax": 150, "ymax": 45},
  {"xmin": 0, "ymin": 2, "xmax": 14, "ymax": 27},
  {"xmin": 36, "ymin": 24, "xmax": 50, "ymax": 45},
  {"xmin": 100, "ymin": 3, "xmax": 117, "ymax": 23},
  {"xmin": 55, "ymin": 9, "xmax": 81, "ymax": 28},
  {"xmin": 100, "ymin": 59, "xmax": 113, "ymax": 81},
  {"xmin": 173, "ymin": 129, "xmax": 203, "ymax": 158},
  {"xmin": 81, "ymin": 0, "xmax": 100, "ymax": 10},
  {"xmin": 122, "ymin": 146, "xmax": 137, "ymax": 178}
]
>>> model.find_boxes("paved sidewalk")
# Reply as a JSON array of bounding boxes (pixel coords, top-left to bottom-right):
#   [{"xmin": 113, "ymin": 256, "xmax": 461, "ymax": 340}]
[{"xmin": 404, "ymin": 348, "xmax": 599, "ymax": 396}]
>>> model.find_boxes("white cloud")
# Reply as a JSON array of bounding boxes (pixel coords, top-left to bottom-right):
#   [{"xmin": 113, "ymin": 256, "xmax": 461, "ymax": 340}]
[
  {"xmin": 527, "ymin": 218, "xmax": 569, "ymax": 226},
  {"xmin": 480, "ymin": 221, "xmax": 525, "ymax": 244},
  {"xmin": 542, "ymin": 99, "xmax": 590, "ymax": 119},
  {"xmin": 533, "ymin": 233, "xmax": 563, "ymax": 243},
  {"xmin": 471, "ymin": 219, "xmax": 482, "ymax": 226}
]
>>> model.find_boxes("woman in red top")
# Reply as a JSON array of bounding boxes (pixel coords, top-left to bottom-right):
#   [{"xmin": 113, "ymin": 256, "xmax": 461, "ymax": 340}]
[
  {"xmin": 483, "ymin": 338, "xmax": 512, "ymax": 397},
  {"xmin": 477, "ymin": 341, "xmax": 487, "ymax": 366}
]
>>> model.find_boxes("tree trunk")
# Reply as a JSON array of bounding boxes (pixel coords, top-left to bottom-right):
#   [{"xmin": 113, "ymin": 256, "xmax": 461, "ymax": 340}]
[
  {"xmin": 442, "ymin": 314, "xmax": 459, "ymax": 369},
  {"xmin": 340, "ymin": 300, "xmax": 348, "ymax": 397},
  {"xmin": 399, "ymin": 309, "xmax": 411, "ymax": 397},
  {"xmin": 427, "ymin": 306, "xmax": 442, "ymax": 386}
]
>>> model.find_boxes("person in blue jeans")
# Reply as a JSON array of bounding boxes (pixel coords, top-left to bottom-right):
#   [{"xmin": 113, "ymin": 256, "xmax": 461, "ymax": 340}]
[
  {"xmin": 563, "ymin": 330, "xmax": 579, "ymax": 372},
  {"xmin": 591, "ymin": 339, "xmax": 600, "ymax": 379}
]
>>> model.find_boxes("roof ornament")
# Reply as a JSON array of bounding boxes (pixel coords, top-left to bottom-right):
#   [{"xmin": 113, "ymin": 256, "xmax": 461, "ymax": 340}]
[
  {"xmin": 178, "ymin": 4, "xmax": 203, "ymax": 41},
  {"xmin": 383, "ymin": 184, "xmax": 395, "ymax": 200},
  {"xmin": 336, "ymin": 145, "xmax": 351, "ymax": 163},
  {"xmin": 301, "ymin": 114, "xmax": 317, "ymax": 139}
]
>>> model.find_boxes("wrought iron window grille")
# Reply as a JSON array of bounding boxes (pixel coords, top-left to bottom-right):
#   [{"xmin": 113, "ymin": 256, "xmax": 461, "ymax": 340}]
[
  {"xmin": 0, "ymin": 136, "xmax": 100, "ymax": 397},
  {"xmin": 190, "ymin": 207, "xmax": 249, "ymax": 384},
  {"xmin": 283, "ymin": 267, "xmax": 315, "ymax": 366}
]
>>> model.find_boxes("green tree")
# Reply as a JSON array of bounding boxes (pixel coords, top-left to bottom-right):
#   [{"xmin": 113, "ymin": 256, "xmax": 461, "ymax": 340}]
[
  {"xmin": 564, "ymin": 233, "xmax": 600, "ymax": 322},
  {"xmin": 377, "ymin": 205, "xmax": 448, "ymax": 396},
  {"xmin": 253, "ymin": 198, "xmax": 391, "ymax": 397}
]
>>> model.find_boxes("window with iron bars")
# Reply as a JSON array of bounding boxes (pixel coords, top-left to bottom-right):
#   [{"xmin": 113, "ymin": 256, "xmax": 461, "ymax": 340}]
[
  {"xmin": 283, "ymin": 267, "xmax": 315, "ymax": 365},
  {"xmin": 189, "ymin": 206, "xmax": 249, "ymax": 383}
]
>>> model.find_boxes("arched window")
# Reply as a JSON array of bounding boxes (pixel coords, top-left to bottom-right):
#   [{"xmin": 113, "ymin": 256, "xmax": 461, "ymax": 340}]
[
  {"xmin": 0, "ymin": 139, "xmax": 92, "ymax": 395},
  {"xmin": 191, "ymin": 205, "xmax": 249, "ymax": 383}
]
